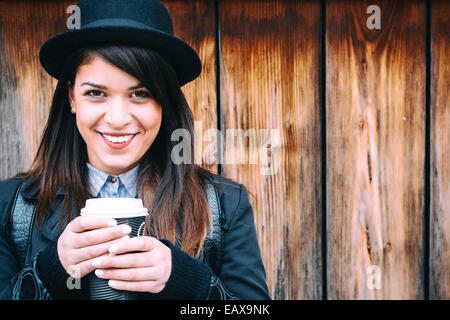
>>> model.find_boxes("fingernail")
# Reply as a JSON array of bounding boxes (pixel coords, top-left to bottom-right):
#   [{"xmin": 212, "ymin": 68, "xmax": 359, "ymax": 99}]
[
  {"xmin": 91, "ymin": 257, "xmax": 102, "ymax": 267},
  {"xmin": 122, "ymin": 225, "xmax": 132, "ymax": 234},
  {"xmin": 107, "ymin": 219, "xmax": 117, "ymax": 227},
  {"xmin": 109, "ymin": 244, "xmax": 118, "ymax": 253},
  {"xmin": 121, "ymin": 235, "xmax": 130, "ymax": 241},
  {"xmin": 108, "ymin": 280, "xmax": 117, "ymax": 287},
  {"xmin": 95, "ymin": 269, "xmax": 104, "ymax": 277}
]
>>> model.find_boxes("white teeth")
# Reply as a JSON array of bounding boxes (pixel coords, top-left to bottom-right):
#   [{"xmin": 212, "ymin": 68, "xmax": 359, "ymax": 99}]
[{"xmin": 102, "ymin": 134, "xmax": 134, "ymax": 143}]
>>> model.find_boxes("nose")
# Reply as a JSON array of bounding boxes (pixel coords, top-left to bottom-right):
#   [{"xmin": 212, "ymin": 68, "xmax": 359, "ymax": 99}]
[{"xmin": 104, "ymin": 98, "xmax": 133, "ymax": 128}]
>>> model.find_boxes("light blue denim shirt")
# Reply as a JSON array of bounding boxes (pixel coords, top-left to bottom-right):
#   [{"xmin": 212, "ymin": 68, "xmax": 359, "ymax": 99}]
[{"xmin": 86, "ymin": 162, "xmax": 139, "ymax": 198}]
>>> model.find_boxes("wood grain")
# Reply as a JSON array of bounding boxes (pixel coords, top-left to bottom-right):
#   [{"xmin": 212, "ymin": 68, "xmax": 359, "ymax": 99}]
[
  {"xmin": 163, "ymin": 0, "xmax": 218, "ymax": 174},
  {"xmin": 430, "ymin": 0, "xmax": 450, "ymax": 300},
  {"xmin": 0, "ymin": 0, "xmax": 448, "ymax": 300},
  {"xmin": 219, "ymin": 0, "xmax": 323, "ymax": 299},
  {"xmin": 326, "ymin": 0, "xmax": 426, "ymax": 299},
  {"xmin": 0, "ymin": 0, "xmax": 72, "ymax": 180}
]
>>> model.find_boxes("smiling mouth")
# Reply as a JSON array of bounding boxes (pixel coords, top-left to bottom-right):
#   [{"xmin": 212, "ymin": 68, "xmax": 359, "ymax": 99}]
[{"xmin": 97, "ymin": 131, "xmax": 138, "ymax": 143}]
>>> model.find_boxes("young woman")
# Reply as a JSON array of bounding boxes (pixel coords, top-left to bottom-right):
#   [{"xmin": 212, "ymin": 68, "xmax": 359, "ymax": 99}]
[{"xmin": 0, "ymin": 0, "xmax": 270, "ymax": 300}]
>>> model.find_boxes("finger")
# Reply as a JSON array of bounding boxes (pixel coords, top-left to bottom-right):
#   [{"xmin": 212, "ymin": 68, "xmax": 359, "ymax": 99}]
[
  {"xmin": 107, "ymin": 236, "xmax": 158, "ymax": 255},
  {"xmin": 73, "ymin": 235, "xmax": 130, "ymax": 262},
  {"xmin": 107, "ymin": 279, "xmax": 164, "ymax": 293},
  {"xmin": 77, "ymin": 251, "xmax": 121, "ymax": 277},
  {"xmin": 94, "ymin": 267, "xmax": 159, "ymax": 282},
  {"xmin": 73, "ymin": 224, "xmax": 132, "ymax": 248},
  {"xmin": 90, "ymin": 251, "xmax": 154, "ymax": 269},
  {"xmin": 71, "ymin": 255, "xmax": 106, "ymax": 278},
  {"xmin": 69, "ymin": 216, "xmax": 118, "ymax": 233}
]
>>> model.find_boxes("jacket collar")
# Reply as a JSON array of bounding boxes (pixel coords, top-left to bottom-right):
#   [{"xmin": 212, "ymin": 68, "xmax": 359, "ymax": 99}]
[
  {"xmin": 20, "ymin": 177, "xmax": 68, "ymax": 241},
  {"xmin": 21, "ymin": 177, "xmax": 66, "ymax": 200}
]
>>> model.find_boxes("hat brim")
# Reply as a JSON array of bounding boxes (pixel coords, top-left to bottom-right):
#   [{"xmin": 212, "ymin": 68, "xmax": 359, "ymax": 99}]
[{"xmin": 39, "ymin": 22, "xmax": 202, "ymax": 86}]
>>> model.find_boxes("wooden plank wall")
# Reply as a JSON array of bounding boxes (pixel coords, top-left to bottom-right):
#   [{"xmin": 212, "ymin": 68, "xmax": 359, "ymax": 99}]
[
  {"xmin": 326, "ymin": 0, "xmax": 427, "ymax": 299},
  {"xmin": 430, "ymin": 0, "xmax": 449, "ymax": 301},
  {"xmin": 0, "ymin": 1, "xmax": 68, "ymax": 178},
  {"xmin": 0, "ymin": 0, "xmax": 448, "ymax": 300},
  {"xmin": 163, "ymin": 0, "xmax": 218, "ymax": 174},
  {"xmin": 219, "ymin": 0, "xmax": 323, "ymax": 300}
]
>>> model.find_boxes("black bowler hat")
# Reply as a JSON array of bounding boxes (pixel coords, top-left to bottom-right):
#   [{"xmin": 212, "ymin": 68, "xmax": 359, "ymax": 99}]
[{"xmin": 39, "ymin": 0, "xmax": 201, "ymax": 86}]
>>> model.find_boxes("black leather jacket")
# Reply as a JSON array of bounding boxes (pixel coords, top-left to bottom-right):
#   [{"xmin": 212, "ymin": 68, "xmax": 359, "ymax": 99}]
[{"xmin": 0, "ymin": 172, "xmax": 270, "ymax": 300}]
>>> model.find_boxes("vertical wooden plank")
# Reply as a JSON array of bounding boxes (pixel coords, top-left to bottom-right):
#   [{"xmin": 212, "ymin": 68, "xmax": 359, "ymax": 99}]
[
  {"xmin": 162, "ymin": 0, "xmax": 218, "ymax": 173},
  {"xmin": 326, "ymin": 0, "xmax": 426, "ymax": 299},
  {"xmin": 0, "ymin": 0, "xmax": 72, "ymax": 180},
  {"xmin": 220, "ymin": 0, "xmax": 322, "ymax": 299},
  {"xmin": 430, "ymin": 0, "xmax": 450, "ymax": 300}
]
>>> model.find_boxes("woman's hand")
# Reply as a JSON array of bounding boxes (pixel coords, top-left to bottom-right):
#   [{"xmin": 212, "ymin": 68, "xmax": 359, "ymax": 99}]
[
  {"xmin": 57, "ymin": 216, "xmax": 132, "ymax": 279},
  {"xmin": 91, "ymin": 236, "xmax": 172, "ymax": 293}
]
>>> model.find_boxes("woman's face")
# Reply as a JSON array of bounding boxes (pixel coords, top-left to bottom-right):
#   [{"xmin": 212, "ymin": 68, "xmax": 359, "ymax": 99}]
[{"xmin": 68, "ymin": 56, "xmax": 162, "ymax": 175}]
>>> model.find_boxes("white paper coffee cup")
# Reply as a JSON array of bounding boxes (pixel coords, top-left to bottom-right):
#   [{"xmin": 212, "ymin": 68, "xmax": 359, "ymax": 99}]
[
  {"xmin": 81, "ymin": 198, "xmax": 149, "ymax": 300},
  {"xmin": 80, "ymin": 198, "xmax": 148, "ymax": 218}
]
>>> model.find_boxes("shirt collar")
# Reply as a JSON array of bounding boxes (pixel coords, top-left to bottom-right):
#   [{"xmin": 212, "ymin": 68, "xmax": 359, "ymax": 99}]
[{"xmin": 86, "ymin": 162, "xmax": 140, "ymax": 198}]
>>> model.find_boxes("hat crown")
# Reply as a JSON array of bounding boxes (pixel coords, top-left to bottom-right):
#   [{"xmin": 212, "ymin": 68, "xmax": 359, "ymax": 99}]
[
  {"xmin": 77, "ymin": 0, "xmax": 174, "ymax": 34},
  {"xmin": 40, "ymin": 0, "xmax": 201, "ymax": 85}
]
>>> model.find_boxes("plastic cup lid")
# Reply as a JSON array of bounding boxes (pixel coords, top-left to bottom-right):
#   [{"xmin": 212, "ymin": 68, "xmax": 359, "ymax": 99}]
[{"xmin": 80, "ymin": 198, "xmax": 149, "ymax": 218}]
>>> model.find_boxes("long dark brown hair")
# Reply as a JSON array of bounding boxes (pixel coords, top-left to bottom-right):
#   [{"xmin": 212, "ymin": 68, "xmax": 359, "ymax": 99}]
[{"xmin": 18, "ymin": 44, "xmax": 215, "ymax": 257}]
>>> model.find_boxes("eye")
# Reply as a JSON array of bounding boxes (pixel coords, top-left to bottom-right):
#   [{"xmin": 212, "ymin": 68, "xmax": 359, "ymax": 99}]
[
  {"xmin": 131, "ymin": 90, "xmax": 151, "ymax": 99},
  {"xmin": 84, "ymin": 90, "xmax": 105, "ymax": 98}
]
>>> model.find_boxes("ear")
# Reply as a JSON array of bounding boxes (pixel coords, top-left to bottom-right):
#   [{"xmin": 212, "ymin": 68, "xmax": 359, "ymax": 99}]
[{"xmin": 67, "ymin": 81, "xmax": 76, "ymax": 113}]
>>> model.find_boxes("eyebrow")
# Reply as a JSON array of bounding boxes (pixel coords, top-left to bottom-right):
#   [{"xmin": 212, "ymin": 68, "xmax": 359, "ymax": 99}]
[{"xmin": 80, "ymin": 82, "xmax": 145, "ymax": 90}]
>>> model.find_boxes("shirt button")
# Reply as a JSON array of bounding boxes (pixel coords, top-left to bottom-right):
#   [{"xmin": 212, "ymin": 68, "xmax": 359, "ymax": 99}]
[{"xmin": 110, "ymin": 177, "xmax": 117, "ymax": 183}]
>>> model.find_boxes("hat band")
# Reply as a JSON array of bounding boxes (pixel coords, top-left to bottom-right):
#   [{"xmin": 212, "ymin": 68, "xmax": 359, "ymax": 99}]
[{"xmin": 82, "ymin": 18, "xmax": 173, "ymax": 36}]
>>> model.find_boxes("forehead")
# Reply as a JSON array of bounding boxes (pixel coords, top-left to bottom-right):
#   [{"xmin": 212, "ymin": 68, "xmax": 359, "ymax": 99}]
[{"xmin": 75, "ymin": 56, "xmax": 140, "ymax": 88}]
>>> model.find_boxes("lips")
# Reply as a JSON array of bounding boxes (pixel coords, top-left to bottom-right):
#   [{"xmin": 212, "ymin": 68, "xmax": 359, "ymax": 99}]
[
  {"xmin": 101, "ymin": 132, "xmax": 138, "ymax": 137},
  {"xmin": 97, "ymin": 131, "xmax": 138, "ymax": 149},
  {"xmin": 102, "ymin": 133, "xmax": 135, "ymax": 143}
]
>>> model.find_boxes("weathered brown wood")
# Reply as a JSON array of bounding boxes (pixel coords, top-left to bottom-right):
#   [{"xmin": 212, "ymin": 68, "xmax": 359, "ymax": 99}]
[
  {"xmin": 326, "ymin": 0, "xmax": 426, "ymax": 299},
  {"xmin": 1, "ymin": 0, "xmax": 448, "ymax": 301},
  {"xmin": 430, "ymin": 0, "xmax": 450, "ymax": 300},
  {"xmin": 0, "ymin": 0, "xmax": 72, "ymax": 180},
  {"xmin": 162, "ymin": 0, "xmax": 218, "ymax": 174},
  {"xmin": 219, "ymin": 0, "xmax": 323, "ymax": 299}
]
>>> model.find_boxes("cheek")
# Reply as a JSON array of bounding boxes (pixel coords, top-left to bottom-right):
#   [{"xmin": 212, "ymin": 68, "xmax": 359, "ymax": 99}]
[
  {"xmin": 75, "ymin": 107, "xmax": 100, "ymax": 136},
  {"xmin": 139, "ymin": 111, "xmax": 162, "ymax": 150},
  {"xmin": 142, "ymin": 108, "xmax": 163, "ymax": 133},
  {"xmin": 76, "ymin": 115, "xmax": 91, "ymax": 131}
]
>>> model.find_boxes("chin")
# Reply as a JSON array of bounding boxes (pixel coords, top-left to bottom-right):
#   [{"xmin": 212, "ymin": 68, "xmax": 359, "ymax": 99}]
[{"xmin": 103, "ymin": 158, "xmax": 136, "ymax": 172}]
